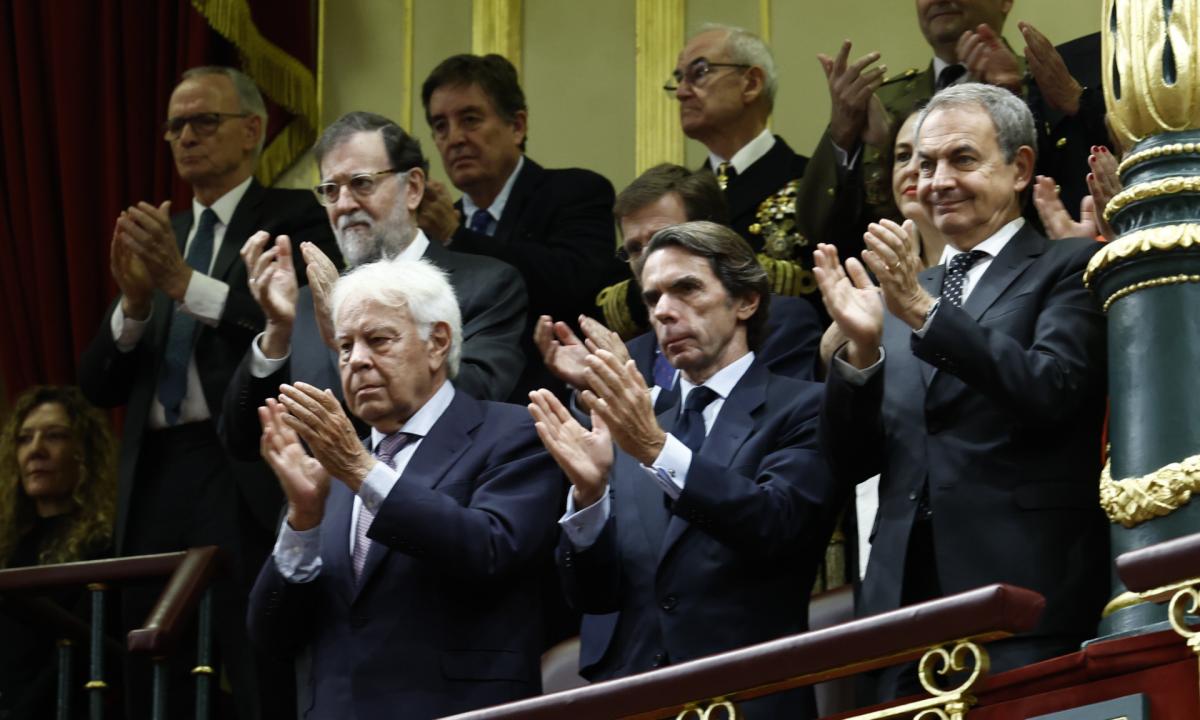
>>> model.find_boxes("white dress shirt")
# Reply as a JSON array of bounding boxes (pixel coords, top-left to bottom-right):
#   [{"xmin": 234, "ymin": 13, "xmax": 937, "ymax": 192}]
[
  {"xmin": 111, "ymin": 176, "xmax": 253, "ymax": 428},
  {"xmin": 707, "ymin": 128, "xmax": 775, "ymax": 175},
  {"xmin": 460, "ymin": 155, "xmax": 525, "ymax": 237}
]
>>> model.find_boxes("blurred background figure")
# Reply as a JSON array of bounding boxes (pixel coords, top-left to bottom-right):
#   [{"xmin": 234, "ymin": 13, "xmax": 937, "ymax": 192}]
[{"xmin": 0, "ymin": 385, "xmax": 117, "ymax": 720}]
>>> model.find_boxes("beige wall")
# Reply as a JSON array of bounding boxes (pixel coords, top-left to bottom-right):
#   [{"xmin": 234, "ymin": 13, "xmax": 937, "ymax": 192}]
[{"xmin": 279, "ymin": 0, "xmax": 1103, "ymax": 193}]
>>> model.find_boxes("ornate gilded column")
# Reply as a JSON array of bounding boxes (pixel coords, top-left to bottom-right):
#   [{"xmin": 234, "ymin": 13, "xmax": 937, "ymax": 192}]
[
  {"xmin": 472, "ymin": 0, "xmax": 522, "ymax": 74},
  {"xmin": 1089, "ymin": 0, "xmax": 1200, "ymax": 634},
  {"xmin": 634, "ymin": 0, "xmax": 684, "ymax": 173}
]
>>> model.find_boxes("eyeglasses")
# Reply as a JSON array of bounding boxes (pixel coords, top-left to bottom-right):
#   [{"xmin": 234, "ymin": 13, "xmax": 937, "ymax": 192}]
[
  {"xmin": 312, "ymin": 169, "xmax": 405, "ymax": 206},
  {"xmin": 615, "ymin": 241, "xmax": 643, "ymax": 263},
  {"xmin": 163, "ymin": 112, "xmax": 250, "ymax": 140},
  {"xmin": 663, "ymin": 58, "xmax": 751, "ymax": 93}
]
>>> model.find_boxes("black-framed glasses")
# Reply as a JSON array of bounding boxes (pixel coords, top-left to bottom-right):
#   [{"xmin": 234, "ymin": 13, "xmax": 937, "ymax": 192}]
[
  {"xmin": 663, "ymin": 58, "xmax": 751, "ymax": 93},
  {"xmin": 163, "ymin": 112, "xmax": 250, "ymax": 140},
  {"xmin": 313, "ymin": 169, "xmax": 404, "ymax": 206}
]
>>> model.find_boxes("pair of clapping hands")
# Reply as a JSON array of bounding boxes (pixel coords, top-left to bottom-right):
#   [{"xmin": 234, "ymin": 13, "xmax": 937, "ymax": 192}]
[
  {"xmin": 239, "ymin": 231, "xmax": 341, "ymax": 356},
  {"xmin": 529, "ymin": 316, "xmax": 666, "ymax": 509},
  {"xmin": 109, "ymin": 201, "xmax": 194, "ymax": 318},
  {"xmin": 1033, "ymin": 146, "xmax": 1122, "ymax": 242}
]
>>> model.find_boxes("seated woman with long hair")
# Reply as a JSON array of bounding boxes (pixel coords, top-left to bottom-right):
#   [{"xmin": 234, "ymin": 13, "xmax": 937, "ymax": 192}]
[{"xmin": 0, "ymin": 385, "xmax": 118, "ymax": 719}]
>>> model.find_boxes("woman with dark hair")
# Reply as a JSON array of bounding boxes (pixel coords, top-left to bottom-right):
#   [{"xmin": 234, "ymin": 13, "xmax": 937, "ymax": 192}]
[{"xmin": 0, "ymin": 385, "xmax": 117, "ymax": 719}]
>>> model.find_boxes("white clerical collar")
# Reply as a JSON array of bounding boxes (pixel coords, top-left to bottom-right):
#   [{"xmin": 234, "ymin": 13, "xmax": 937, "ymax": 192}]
[
  {"xmin": 192, "ymin": 175, "xmax": 253, "ymax": 226},
  {"xmin": 938, "ymin": 217, "xmax": 1024, "ymax": 266},
  {"xmin": 707, "ymin": 128, "xmax": 775, "ymax": 175},
  {"xmin": 678, "ymin": 351, "xmax": 755, "ymax": 406},
  {"xmin": 462, "ymin": 155, "xmax": 525, "ymax": 223},
  {"xmin": 370, "ymin": 379, "xmax": 455, "ymax": 448}
]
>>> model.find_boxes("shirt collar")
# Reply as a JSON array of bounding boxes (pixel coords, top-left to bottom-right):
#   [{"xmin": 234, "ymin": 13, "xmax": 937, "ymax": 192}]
[
  {"xmin": 937, "ymin": 217, "xmax": 1024, "ymax": 265},
  {"xmin": 193, "ymin": 175, "xmax": 253, "ymax": 227},
  {"xmin": 678, "ymin": 351, "xmax": 755, "ymax": 406},
  {"xmin": 370, "ymin": 379, "xmax": 456, "ymax": 449},
  {"xmin": 397, "ymin": 229, "xmax": 430, "ymax": 262},
  {"xmin": 461, "ymin": 155, "xmax": 525, "ymax": 221},
  {"xmin": 707, "ymin": 128, "xmax": 775, "ymax": 175}
]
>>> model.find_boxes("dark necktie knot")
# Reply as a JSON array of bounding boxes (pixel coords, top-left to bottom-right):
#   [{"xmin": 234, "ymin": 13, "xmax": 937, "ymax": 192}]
[
  {"xmin": 468, "ymin": 208, "xmax": 492, "ymax": 235},
  {"xmin": 936, "ymin": 64, "xmax": 966, "ymax": 91},
  {"xmin": 941, "ymin": 249, "xmax": 989, "ymax": 307},
  {"xmin": 684, "ymin": 386, "xmax": 719, "ymax": 413},
  {"xmin": 676, "ymin": 385, "xmax": 719, "ymax": 455}
]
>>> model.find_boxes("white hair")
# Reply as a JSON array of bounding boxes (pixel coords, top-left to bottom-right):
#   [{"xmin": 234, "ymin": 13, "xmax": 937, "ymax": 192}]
[
  {"xmin": 698, "ymin": 23, "xmax": 778, "ymax": 109},
  {"xmin": 330, "ymin": 257, "xmax": 463, "ymax": 377}
]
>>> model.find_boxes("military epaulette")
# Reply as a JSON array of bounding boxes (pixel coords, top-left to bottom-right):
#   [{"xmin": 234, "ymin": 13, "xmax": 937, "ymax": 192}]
[{"xmin": 882, "ymin": 67, "xmax": 919, "ymax": 85}]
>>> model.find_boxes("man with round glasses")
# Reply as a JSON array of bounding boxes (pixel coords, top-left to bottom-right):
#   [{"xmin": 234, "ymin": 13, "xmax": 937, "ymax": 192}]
[
  {"xmin": 79, "ymin": 65, "xmax": 338, "ymax": 720},
  {"xmin": 220, "ymin": 111, "xmax": 527, "ymax": 463}
]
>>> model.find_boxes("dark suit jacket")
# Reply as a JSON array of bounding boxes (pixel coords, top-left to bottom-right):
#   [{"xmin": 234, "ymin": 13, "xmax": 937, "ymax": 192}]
[
  {"xmin": 626, "ymin": 294, "xmax": 822, "ymax": 413},
  {"xmin": 247, "ymin": 391, "xmax": 562, "ymax": 720},
  {"xmin": 705, "ymin": 135, "xmax": 809, "ymax": 249},
  {"xmin": 220, "ymin": 240, "xmax": 528, "ymax": 461},
  {"xmin": 449, "ymin": 157, "xmax": 625, "ymax": 399},
  {"xmin": 559, "ymin": 360, "xmax": 837, "ymax": 717},
  {"xmin": 78, "ymin": 181, "xmax": 340, "ymax": 549},
  {"xmin": 823, "ymin": 227, "xmax": 1109, "ymax": 640}
]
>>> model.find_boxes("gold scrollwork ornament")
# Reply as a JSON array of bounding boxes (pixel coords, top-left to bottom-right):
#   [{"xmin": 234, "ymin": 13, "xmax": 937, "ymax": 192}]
[
  {"xmin": 675, "ymin": 698, "xmax": 738, "ymax": 720},
  {"xmin": 1168, "ymin": 586, "xmax": 1200, "ymax": 654},
  {"xmin": 1084, "ymin": 223, "xmax": 1200, "ymax": 286},
  {"xmin": 1099, "ymin": 453, "xmax": 1200, "ymax": 528}
]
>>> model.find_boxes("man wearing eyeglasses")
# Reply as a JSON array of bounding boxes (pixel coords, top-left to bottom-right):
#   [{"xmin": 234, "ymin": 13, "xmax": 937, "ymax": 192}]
[
  {"xmin": 79, "ymin": 66, "xmax": 339, "ymax": 720},
  {"xmin": 417, "ymin": 53, "xmax": 625, "ymax": 401},
  {"xmin": 219, "ymin": 111, "xmax": 527, "ymax": 462},
  {"xmin": 596, "ymin": 25, "xmax": 822, "ymax": 336}
]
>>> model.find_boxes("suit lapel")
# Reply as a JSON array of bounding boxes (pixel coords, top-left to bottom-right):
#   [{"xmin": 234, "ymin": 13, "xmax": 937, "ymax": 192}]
[
  {"xmin": 918, "ymin": 265, "xmax": 944, "ymax": 386},
  {"xmin": 211, "ymin": 180, "xmax": 265, "ymax": 281},
  {"xmin": 353, "ymin": 391, "xmax": 481, "ymax": 595},
  {"xmin": 658, "ymin": 362, "xmax": 766, "ymax": 564},
  {"xmin": 493, "ymin": 158, "xmax": 541, "ymax": 243},
  {"xmin": 961, "ymin": 225, "xmax": 1043, "ymax": 322},
  {"xmin": 325, "ymin": 481, "xmax": 357, "ymax": 603}
]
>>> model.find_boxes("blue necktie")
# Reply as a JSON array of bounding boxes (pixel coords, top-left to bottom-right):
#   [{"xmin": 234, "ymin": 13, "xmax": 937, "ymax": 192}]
[
  {"xmin": 675, "ymin": 386, "xmax": 719, "ymax": 455},
  {"xmin": 468, "ymin": 208, "xmax": 492, "ymax": 236},
  {"xmin": 158, "ymin": 208, "xmax": 217, "ymax": 425},
  {"xmin": 651, "ymin": 350, "xmax": 675, "ymax": 391}
]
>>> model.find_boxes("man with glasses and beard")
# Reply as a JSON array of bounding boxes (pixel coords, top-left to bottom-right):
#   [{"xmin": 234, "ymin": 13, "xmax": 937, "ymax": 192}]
[{"xmin": 221, "ymin": 111, "xmax": 527, "ymax": 460}]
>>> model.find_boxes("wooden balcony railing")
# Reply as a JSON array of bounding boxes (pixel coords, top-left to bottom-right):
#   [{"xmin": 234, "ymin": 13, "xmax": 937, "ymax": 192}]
[
  {"xmin": 0, "ymin": 546, "xmax": 223, "ymax": 720},
  {"xmin": 1116, "ymin": 531, "xmax": 1200, "ymax": 657},
  {"xmin": 441, "ymin": 583, "xmax": 1044, "ymax": 720}
]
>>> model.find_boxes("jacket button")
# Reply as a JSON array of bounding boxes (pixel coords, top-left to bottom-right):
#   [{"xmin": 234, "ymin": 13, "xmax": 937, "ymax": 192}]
[
  {"xmin": 651, "ymin": 652, "xmax": 667, "ymax": 668},
  {"xmin": 660, "ymin": 594, "xmax": 678, "ymax": 612},
  {"xmin": 908, "ymin": 490, "xmax": 919, "ymax": 501}
]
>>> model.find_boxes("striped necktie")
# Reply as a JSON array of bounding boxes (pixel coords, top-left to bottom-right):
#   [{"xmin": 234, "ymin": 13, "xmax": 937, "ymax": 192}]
[{"xmin": 352, "ymin": 431, "xmax": 412, "ymax": 579}]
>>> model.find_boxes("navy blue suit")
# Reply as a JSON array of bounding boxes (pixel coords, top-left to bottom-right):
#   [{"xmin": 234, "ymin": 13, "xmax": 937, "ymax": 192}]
[
  {"xmin": 559, "ymin": 360, "xmax": 837, "ymax": 718},
  {"xmin": 247, "ymin": 391, "xmax": 563, "ymax": 720}
]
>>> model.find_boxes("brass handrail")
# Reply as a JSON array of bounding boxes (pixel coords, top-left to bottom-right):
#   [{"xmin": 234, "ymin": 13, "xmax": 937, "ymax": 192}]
[{"xmin": 440, "ymin": 583, "xmax": 1044, "ymax": 720}]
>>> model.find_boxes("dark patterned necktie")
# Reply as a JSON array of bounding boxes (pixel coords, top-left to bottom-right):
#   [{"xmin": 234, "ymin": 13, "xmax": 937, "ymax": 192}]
[
  {"xmin": 941, "ymin": 250, "xmax": 989, "ymax": 307},
  {"xmin": 675, "ymin": 386, "xmax": 719, "ymax": 454},
  {"xmin": 158, "ymin": 207, "xmax": 217, "ymax": 425},
  {"xmin": 715, "ymin": 161, "xmax": 737, "ymax": 190},
  {"xmin": 936, "ymin": 64, "xmax": 966, "ymax": 91},
  {"xmin": 352, "ymin": 431, "xmax": 412, "ymax": 579},
  {"xmin": 468, "ymin": 208, "xmax": 492, "ymax": 236}
]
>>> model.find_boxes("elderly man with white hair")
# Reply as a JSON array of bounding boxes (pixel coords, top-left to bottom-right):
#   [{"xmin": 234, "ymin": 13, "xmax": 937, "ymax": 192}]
[{"xmin": 247, "ymin": 257, "xmax": 562, "ymax": 720}]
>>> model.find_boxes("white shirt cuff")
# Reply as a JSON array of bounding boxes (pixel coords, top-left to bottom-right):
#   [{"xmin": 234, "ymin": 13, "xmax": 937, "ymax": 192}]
[
  {"xmin": 272, "ymin": 519, "xmax": 323, "ymax": 582},
  {"xmin": 180, "ymin": 272, "xmax": 229, "ymax": 326},
  {"xmin": 559, "ymin": 489, "xmax": 612, "ymax": 550},
  {"xmin": 249, "ymin": 332, "xmax": 291, "ymax": 378},
  {"xmin": 832, "ymin": 141, "xmax": 861, "ymax": 172},
  {"xmin": 644, "ymin": 433, "xmax": 690, "ymax": 500},
  {"xmin": 358, "ymin": 461, "xmax": 400, "ymax": 514},
  {"xmin": 111, "ymin": 300, "xmax": 150, "ymax": 352},
  {"xmin": 832, "ymin": 345, "xmax": 887, "ymax": 386}
]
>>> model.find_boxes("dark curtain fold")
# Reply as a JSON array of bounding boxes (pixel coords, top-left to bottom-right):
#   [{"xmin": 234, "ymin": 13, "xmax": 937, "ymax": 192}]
[{"xmin": 0, "ymin": 0, "xmax": 235, "ymax": 401}]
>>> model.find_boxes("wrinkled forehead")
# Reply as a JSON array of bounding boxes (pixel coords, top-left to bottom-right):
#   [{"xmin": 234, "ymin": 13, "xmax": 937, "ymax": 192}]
[{"xmin": 677, "ymin": 29, "xmax": 730, "ymax": 67}]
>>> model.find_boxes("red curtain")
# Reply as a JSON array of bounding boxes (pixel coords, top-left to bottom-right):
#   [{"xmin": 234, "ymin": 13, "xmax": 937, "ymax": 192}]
[{"xmin": 0, "ymin": 0, "xmax": 237, "ymax": 403}]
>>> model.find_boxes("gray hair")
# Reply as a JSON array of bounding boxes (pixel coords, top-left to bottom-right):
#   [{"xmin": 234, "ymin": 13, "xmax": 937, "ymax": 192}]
[
  {"xmin": 698, "ymin": 23, "xmax": 778, "ymax": 109},
  {"xmin": 182, "ymin": 66, "xmax": 268, "ymax": 155},
  {"xmin": 916, "ymin": 82, "xmax": 1036, "ymax": 163},
  {"xmin": 330, "ymin": 257, "xmax": 463, "ymax": 378}
]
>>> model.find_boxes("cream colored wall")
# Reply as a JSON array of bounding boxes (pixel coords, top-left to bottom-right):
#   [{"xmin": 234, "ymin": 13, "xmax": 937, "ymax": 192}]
[{"xmin": 279, "ymin": 0, "xmax": 1103, "ymax": 194}]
